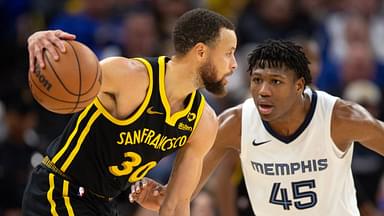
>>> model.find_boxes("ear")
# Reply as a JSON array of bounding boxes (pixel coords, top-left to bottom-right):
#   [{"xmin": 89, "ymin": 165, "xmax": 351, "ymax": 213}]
[
  {"xmin": 296, "ymin": 77, "xmax": 305, "ymax": 94},
  {"xmin": 194, "ymin": 42, "xmax": 208, "ymax": 60}
]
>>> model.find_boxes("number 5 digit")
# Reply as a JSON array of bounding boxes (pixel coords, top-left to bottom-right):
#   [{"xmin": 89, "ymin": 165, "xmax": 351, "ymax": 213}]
[{"xmin": 292, "ymin": 180, "xmax": 317, "ymax": 209}]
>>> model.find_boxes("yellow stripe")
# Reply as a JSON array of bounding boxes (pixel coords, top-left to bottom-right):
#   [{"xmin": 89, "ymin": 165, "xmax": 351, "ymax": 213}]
[
  {"xmin": 52, "ymin": 103, "xmax": 94, "ymax": 164},
  {"xmin": 94, "ymin": 57, "xmax": 154, "ymax": 125},
  {"xmin": 193, "ymin": 94, "xmax": 206, "ymax": 131},
  {"xmin": 61, "ymin": 111, "xmax": 101, "ymax": 172},
  {"xmin": 63, "ymin": 180, "xmax": 75, "ymax": 216},
  {"xmin": 47, "ymin": 173, "xmax": 59, "ymax": 216},
  {"xmin": 158, "ymin": 56, "xmax": 196, "ymax": 126}
]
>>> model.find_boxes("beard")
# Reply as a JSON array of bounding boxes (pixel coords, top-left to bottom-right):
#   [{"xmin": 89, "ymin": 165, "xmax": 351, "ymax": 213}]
[{"xmin": 199, "ymin": 60, "xmax": 227, "ymax": 96}]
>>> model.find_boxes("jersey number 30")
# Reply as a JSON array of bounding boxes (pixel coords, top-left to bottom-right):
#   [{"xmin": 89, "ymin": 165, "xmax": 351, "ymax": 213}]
[
  {"xmin": 270, "ymin": 179, "xmax": 317, "ymax": 210},
  {"xmin": 108, "ymin": 152, "xmax": 157, "ymax": 183}
]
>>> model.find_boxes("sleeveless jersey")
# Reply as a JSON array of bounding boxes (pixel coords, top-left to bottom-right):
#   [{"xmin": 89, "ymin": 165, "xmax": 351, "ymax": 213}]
[
  {"xmin": 240, "ymin": 89, "xmax": 359, "ymax": 216},
  {"xmin": 46, "ymin": 56, "xmax": 205, "ymax": 198}
]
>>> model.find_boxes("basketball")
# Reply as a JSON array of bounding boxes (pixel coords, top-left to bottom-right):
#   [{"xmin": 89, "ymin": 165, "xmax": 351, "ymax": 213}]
[{"xmin": 28, "ymin": 40, "xmax": 101, "ymax": 114}]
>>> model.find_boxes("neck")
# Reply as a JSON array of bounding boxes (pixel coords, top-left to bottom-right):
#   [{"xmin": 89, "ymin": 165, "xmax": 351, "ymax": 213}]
[
  {"xmin": 269, "ymin": 93, "xmax": 310, "ymax": 136},
  {"xmin": 165, "ymin": 55, "xmax": 200, "ymax": 108}
]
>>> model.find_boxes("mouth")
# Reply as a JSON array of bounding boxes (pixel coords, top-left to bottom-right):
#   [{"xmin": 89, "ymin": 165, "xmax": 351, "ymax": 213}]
[
  {"xmin": 257, "ymin": 102, "xmax": 274, "ymax": 115},
  {"xmin": 222, "ymin": 71, "xmax": 234, "ymax": 85},
  {"xmin": 222, "ymin": 78, "xmax": 228, "ymax": 85}
]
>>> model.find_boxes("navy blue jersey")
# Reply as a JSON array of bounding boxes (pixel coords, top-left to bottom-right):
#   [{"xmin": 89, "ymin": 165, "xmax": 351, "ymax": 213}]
[{"xmin": 45, "ymin": 56, "xmax": 205, "ymax": 198}]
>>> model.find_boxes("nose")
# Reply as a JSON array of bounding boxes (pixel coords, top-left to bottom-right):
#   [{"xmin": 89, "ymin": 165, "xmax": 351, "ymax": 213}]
[
  {"xmin": 258, "ymin": 82, "xmax": 271, "ymax": 97},
  {"xmin": 231, "ymin": 55, "xmax": 238, "ymax": 71}
]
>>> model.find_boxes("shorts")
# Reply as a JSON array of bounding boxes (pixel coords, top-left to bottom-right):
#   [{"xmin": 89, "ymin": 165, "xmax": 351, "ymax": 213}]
[{"xmin": 22, "ymin": 165, "xmax": 120, "ymax": 216}]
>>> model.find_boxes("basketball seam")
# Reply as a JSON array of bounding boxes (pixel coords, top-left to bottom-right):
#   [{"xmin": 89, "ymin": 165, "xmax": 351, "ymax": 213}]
[
  {"xmin": 45, "ymin": 49, "xmax": 79, "ymax": 96},
  {"xmin": 44, "ymin": 45, "xmax": 99, "ymax": 97},
  {"xmin": 66, "ymin": 41, "xmax": 100, "ymax": 96},
  {"xmin": 66, "ymin": 41, "xmax": 81, "ymax": 113},
  {"xmin": 29, "ymin": 76, "xmax": 96, "ymax": 103}
]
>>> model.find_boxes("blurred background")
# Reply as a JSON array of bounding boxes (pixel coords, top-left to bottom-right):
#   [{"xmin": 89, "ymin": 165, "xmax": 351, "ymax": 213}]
[{"xmin": 0, "ymin": 0, "xmax": 384, "ymax": 215}]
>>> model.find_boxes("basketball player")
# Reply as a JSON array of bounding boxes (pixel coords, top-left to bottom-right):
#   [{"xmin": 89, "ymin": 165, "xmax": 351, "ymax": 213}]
[
  {"xmin": 22, "ymin": 8, "xmax": 237, "ymax": 216},
  {"xmin": 129, "ymin": 40, "xmax": 384, "ymax": 215}
]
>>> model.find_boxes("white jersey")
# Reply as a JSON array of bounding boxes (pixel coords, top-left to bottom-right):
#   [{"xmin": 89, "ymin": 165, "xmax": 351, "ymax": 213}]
[{"xmin": 240, "ymin": 89, "xmax": 359, "ymax": 216}]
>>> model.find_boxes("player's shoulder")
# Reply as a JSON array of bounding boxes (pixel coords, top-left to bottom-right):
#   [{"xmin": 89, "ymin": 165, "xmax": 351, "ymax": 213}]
[
  {"xmin": 199, "ymin": 102, "xmax": 219, "ymax": 130},
  {"xmin": 99, "ymin": 56, "xmax": 150, "ymax": 92},
  {"xmin": 100, "ymin": 56, "xmax": 148, "ymax": 75},
  {"xmin": 217, "ymin": 103, "xmax": 243, "ymax": 130},
  {"xmin": 332, "ymin": 99, "xmax": 372, "ymax": 124}
]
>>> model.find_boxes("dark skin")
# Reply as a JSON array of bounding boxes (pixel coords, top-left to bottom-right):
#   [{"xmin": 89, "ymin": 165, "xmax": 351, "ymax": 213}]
[{"xmin": 129, "ymin": 67, "xmax": 384, "ymax": 212}]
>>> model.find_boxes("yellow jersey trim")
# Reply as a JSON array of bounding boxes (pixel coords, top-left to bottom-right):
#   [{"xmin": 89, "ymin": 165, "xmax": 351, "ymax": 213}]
[
  {"xmin": 61, "ymin": 110, "xmax": 101, "ymax": 172},
  {"xmin": 63, "ymin": 179, "xmax": 75, "ymax": 216},
  {"xmin": 193, "ymin": 94, "xmax": 205, "ymax": 131},
  {"xmin": 47, "ymin": 173, "xmax": 59, "ymax": 216},
  {"xmin": 158, "ymin": 56, "xmax": 196, "ymax": 126},
  {"xmin": 94, "ymin": 57, "xmax": 154, "ymax": 126},
  {"xmin": 52, "ymin": 104, "xmax": 94, "ymax": 164}
]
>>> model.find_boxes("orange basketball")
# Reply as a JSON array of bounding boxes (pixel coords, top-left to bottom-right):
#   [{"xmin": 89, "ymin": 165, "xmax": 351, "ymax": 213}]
[{"xmin": 28, "ymin": 40, "xmax": 102, "ymax": 114}]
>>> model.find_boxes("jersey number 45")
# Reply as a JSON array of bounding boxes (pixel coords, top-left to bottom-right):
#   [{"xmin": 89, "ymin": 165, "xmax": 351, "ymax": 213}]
[{"xmin": 269, "ymin": 179, "xmax": 317, "ymax": 210}]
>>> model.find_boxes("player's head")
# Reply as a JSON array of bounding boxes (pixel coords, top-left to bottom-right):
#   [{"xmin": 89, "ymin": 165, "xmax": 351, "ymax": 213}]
[
  {"xmin": 173, "ymin": 8, "xmax": 237, "ymax": 96},
  {"xmin": 247, "ymin": 39, "xmax": 312, "ymax": 121}
]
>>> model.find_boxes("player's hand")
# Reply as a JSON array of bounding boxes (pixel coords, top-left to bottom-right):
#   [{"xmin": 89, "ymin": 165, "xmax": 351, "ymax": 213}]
[
  {"xmin": 27, "ymin": 30, "xmax": 76, "ymax": 73},
  {"xmin": 129, "ymin": 177, "xmax": 166, "ymax": 212}
]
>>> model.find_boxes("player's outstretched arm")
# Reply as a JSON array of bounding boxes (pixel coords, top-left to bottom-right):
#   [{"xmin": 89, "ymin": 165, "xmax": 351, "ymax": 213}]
[
  {"xmin": 27, "ymin": 30, "xmax": 76, "ymax": 72},
  {"xmin": 158, "ymin": 104, "xmax": 219, "ymax": 216},
  {"xmin": 208, "ymin": 150, "xmax": 239, "ymax": 216},
  {"xmin": 192, "ymin": 105, "xmax": 242, "ymax": 198},
  {"xmin": 332, "ymin": 99, "xmax": 384, "ymax": 154}
]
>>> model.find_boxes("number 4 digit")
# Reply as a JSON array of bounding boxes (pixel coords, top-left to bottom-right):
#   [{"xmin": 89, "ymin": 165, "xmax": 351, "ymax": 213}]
[{"xmin": 269, "ymin": 182, "xmax": 293, "ymax": 210}]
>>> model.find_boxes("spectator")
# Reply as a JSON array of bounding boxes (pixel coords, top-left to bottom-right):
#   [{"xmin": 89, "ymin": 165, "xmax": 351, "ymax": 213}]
[{"xmin": 0, "ymin": 89, "xmax": 40, "ymax": 216}]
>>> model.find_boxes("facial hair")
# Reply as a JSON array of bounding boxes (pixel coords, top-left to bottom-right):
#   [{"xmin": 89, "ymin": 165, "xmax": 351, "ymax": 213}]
[{"xmin": 199, "ymin": 60, "xmax": 226, "ymax": 96}]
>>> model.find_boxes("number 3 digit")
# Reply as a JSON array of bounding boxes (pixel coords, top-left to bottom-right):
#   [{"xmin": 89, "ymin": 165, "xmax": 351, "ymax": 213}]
[
  {"xmin": 108, "ymin": 152, "xmax": 157, "ymax": 182},
  {"xmin": 109, "ymin": 152, "xmax": 142, "ymax": 176}
]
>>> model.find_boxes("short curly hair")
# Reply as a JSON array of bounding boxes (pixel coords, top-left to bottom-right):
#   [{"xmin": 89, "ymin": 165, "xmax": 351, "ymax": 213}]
[
  {"xmin": 173, "ymin": 8, "xmax": 235, "ymax": 55},
  {"xmin": 247, "ymin": 39, "xmax": 312, "ymax": 86}
]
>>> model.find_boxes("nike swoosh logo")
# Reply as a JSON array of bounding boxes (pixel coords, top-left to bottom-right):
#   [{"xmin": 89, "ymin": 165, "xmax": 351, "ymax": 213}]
[
  {"xmin": 146, "ymin": 106, "xmax": 163, "ymax": 115},
  {"xmin": 252, "ymin": 140, "xmax": 272, "ymax": 146}
]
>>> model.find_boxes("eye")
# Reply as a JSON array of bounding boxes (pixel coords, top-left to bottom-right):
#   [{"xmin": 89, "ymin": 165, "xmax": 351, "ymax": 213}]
[
  {"xmin": 252, "ymin": 77, "xmax": 262, "ymax": 84},
  {"xmin": 271, "ymin": 79, "xmax": 282, "ymax": 85}
]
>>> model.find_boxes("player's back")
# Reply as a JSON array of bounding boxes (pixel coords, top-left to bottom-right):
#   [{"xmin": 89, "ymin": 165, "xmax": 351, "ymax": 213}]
[{"xmin": 240, "ymin": 88, "xmax": 359, "ymax": 215}]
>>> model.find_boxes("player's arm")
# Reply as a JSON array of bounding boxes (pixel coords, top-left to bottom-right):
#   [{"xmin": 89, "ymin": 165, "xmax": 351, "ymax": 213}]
[
  {"xmin": 97, "ymin": 57, "xmax": 149, "ymax": 117},
  {"xmin": 192, "ymin": 104, "xmax": 242, "ymax": 197},
  {"xmin": 27, "ymin": 30, "xmax": 149, "ymax": 117},
  {"xmin": 158, "ymin": 104, "xmax": 219, "ymax": 216},
  {"xmin": 332, "ymin": 99, "xmax": 384, "ymax": 154},
  {"xmin": 208, "ymin": 150, "xmax": 239, "ymax": 216}
]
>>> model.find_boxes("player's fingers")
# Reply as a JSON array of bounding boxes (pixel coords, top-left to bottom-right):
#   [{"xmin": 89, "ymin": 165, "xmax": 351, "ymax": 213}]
[
  {"xmin": 33, "ymin": 43, "xmax": 45, "ymax": 69},
  {"xmin": 42, "ymin": 39, "xmax": 59, "ymax": 61},
  {"xmin": 153, "ymin": 190, "xmax": 159, "ymax": 196},
  {"xmin": 142, "ymin": 178, "xmax": 148, "ymax": 187},
  {"xmin": 129, "ymin": 193, "xmax": 134, "ymax": 203},
  {"xmin": 54, "ymin": 29, "xmax": 76, "ymax": 39},
  {"xmin": 48, "ymin": 32, "xmax": 66, "ymax": 53},
  {"xmin": 131, "ymin": 184, "xmax": 136, "ymax": 194},
  {"xmin": 135, "ymin": 181, "xmax": 141, "ymax": 193},
  {"xmin": 28, "ymin": 49, "xmax": 35, "ymax": 73}
]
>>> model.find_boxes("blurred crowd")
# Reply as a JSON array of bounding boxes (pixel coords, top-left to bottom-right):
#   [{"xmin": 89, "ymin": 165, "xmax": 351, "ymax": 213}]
[{"xmin": 0, "ymin": 0, "xmax": 384, "ymax": 215}]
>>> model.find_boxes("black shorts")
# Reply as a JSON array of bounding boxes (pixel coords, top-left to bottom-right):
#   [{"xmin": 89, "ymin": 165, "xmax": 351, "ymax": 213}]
[{"xmin": 22, "ymin": 165, "xmax": 120, "ymax": 216}]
